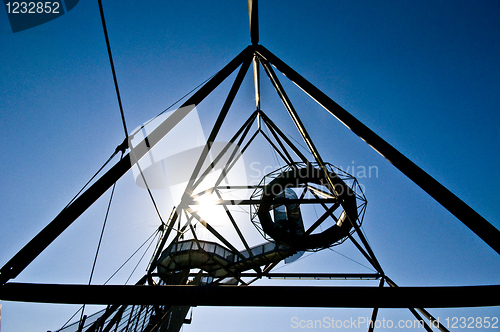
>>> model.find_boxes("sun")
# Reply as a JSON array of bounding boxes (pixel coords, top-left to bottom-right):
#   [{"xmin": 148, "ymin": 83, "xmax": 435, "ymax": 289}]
[{"xmin": 191, "ymin": 192, "xmax": 224, "ymax": 221}]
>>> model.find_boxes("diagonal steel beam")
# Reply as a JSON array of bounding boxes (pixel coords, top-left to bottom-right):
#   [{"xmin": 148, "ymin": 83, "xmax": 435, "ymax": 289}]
[
  {"xmin": 255, "ymin": 44, "xmax": 500, "ymax": 256},
  {"xmin": 193, "ymin": 111, "xmax": 257, "ymax": 190},
  {"xmin": 368, "ymin": 278, "xmax": 385, "ymax": 332},
  {"xmin": 259, "ymin": 111, "xmax": 310, "ymax": 163},
  {"xmin": 408, "ymin": 308, "xmax": 434, "ymax": 332},
  {"xmin": 186, "ymin": 208, "xmax": 246, "ymax": 262},
  {"xmin": 263, "ymin": 117, "xmax": 295, "ymax": 164},
  {"xmin": 259, "ymin": 129, "xmax": 293, "ymax": 165},
  {"xmin": 181, "ymin": 54, "xmax": 252, "ymax": 200},
  {"xmin": 148, "ymin": 207, "xmax": 179, "ymax": 274},
  {"xmin": 304, "ymin": 202, "xmax": 340, "ymax": 236},
  {"xmin": 0, "ymin": 46, "xmax": 254, "ymax": 285},
  {"xmin": 208, "ymin": 116, "xmax": 257, "ymax": 192},
  {"xmin": 385, "ymin": 276, "xmax": 450, "ymax": 332},
  {"xmin": 348, "ymin": 217, "xmax": 385, "ymax": 274},
  {"xmin": 213, "ymin": 189, "xmax": 252, "ymax": 255},
  {"xmin": 259, "ymin": 56, "xmax": 338, "ymax": 195}
]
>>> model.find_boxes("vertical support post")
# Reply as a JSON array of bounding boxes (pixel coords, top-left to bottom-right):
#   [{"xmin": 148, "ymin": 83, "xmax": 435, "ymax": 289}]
[
  {"xmin": 77, "ymin": 315, "xmax": 87, "ymax": 332},
  {"xmin": 253, "ymin": 55, "xmax": 261, "ymax": 111},
  {"xmin": 248, "ymin": 0, "xmax": 259, "ymax": 45}
]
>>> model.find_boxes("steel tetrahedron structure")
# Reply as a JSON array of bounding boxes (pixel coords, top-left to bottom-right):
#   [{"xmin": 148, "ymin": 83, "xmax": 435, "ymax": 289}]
[{"xmin": 0, "ymin": 1, "xmax": 499, "ymax": 332}]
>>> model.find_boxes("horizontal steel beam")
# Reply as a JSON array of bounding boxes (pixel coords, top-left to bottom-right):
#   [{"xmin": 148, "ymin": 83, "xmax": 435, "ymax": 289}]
[
  {"xmin": 188, "ymin": 272, "xmax": 380, "ymax": 280},
  {"xmin": 240, "ymin": 272, "xmax": 381, "ymax": 280},
  {"xmin": 1, "ymin": 283, "xmax": 499, "ymax": 308},
  {"xmin": 188, "ymin": 198, "xmax": 339, "ymax": 206}
]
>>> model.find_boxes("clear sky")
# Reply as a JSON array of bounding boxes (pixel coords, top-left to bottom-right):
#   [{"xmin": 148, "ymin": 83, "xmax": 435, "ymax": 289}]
[{"xmin": 1, "ymin": 0, "xmax": 500, "ymax": 331}]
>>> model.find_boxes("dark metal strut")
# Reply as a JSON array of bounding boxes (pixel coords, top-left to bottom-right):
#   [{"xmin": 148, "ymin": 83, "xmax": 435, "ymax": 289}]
[
  {"xmin": 255, "ymin": 44, "xmax": 500, "ymax": 256},
  {"xmin": 0, "ymin": 45, "xmax": 255, "ymax": 285},
  {"xmin": 1, "ymin": 283, "xmax": 499, "ymax": 308}
]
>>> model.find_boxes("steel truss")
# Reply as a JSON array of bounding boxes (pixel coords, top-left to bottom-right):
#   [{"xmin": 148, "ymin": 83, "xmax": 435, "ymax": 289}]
[{"xmin": 1, "ymin": 1, "xmax": 499, "ymax": 332}]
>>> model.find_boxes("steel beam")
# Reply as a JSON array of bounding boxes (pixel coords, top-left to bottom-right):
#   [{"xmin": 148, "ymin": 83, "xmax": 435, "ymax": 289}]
[
  {"xmin": 346, "ymin": 233, "xmax": 381, "ymax": 274},
  {"xmin": 264, "ymin": 118, "xmax": 295, "ymax": 164},
  {"xmin": 1, "ymin": 283, "xmax": 499, "ymax": 307},
  {"xmin": 210, "ymin": 114, "xmax": 257, "ymax": 191},
  {"xmin": 368, "ymin": 278, "xmax": 385, "ymax": 332},
  {"xmin": 259, "ymin": 111, "xmax": 310, "ymax": 164},
  {"xmin": 188, "ymin": 198, "xmax": 340, "ymax": 206},
  {"xmin": 187, "ymin": 209, "xmax": 246, "ymax": 261},
  {"xmin": 259, "ymin": 57, "xmax": 337, "ymax": 194},
  {"xmin": 259, "ymin": 130, "xmax": 293, "ymax": 165},
  {"xmin": 348, "ymin": 218, "xmax": 385, "ymax": 274},
  {"xmin": 148, "ymin": 208, "xmax": 178, "ymax": 274},
  {"xmin": 214, "ymin": 189, "xmax": 253, "ymax": 256},
  {"xmin": 193, "ymin": 111, "xmax": 257, "ymax": 190},
  {"xmin": 253, "ymin": 56, "xmax": 261, "ymax": 110},
  {"xmin": 181, "ymin": 54, "xmax": 252, "ymax": 199},
  {"xmin": 408, "ymin": 308, "xmax": 434, "ymax": 332},
  {"xmin": 304, "ymin": 202, "xmax": 340, "ymax": 235},
  {"xmin": 240, "ymin": 272, "xmax": 381, "ymax": 280},
  {"xmin": 248, "ymin": 0, "xmax": 259, "ymax": 44},
  {"xmin": 255, "ymin": 44, "xmax": 500, "ymax": 256},
  {"xmin": 0, "ymin": 46, "xmax": 254, "ymax": 285},
  {"xmin": 385, "ymin": 276, "xmax": 450, "ymax": 332}
]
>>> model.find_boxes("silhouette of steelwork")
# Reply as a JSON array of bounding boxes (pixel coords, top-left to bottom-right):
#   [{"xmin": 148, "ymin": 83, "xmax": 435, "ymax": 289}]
[{"xmin": 0, "ymin": 1, "xmax": 499, "ymax": 332}]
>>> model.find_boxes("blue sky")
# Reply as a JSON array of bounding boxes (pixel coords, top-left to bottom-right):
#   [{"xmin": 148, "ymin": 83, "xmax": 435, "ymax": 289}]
[{"xmin": 1, "ymin": 0, "xmax": 500, "ymax": 331}]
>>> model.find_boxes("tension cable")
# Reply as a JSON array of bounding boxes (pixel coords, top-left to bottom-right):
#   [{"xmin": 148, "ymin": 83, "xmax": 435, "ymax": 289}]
[{"xmin": 97, "ymin": 0, "xmax": 129, "ymax": 138}]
